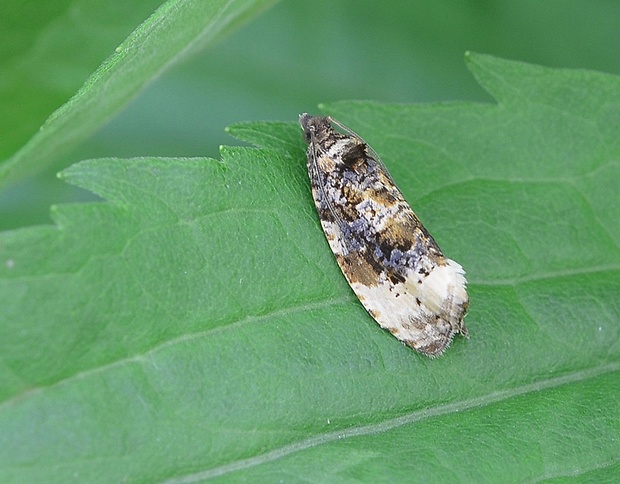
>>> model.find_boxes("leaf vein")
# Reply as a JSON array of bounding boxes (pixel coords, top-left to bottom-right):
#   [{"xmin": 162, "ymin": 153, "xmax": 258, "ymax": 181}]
[{"xmin": 162, "ymin": 362, "xmax": 620, "ymax": 483}]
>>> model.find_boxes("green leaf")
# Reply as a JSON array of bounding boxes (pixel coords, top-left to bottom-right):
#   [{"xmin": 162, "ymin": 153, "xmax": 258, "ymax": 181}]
[
  {"xmin": 0, "ymin": 1, "xmax": 162, "ymax": 162},
  {"xmin": 1, "ymin": 54, "xmax": 619, "ymax": 481},
  {"xmin": 0, "ymin": 0, "xmax": 278, "ymax": 188}
]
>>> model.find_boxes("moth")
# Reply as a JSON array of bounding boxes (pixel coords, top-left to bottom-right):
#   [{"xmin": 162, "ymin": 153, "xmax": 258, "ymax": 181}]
[{"xmin": 299, "ymin": 113, "xmax": 469, "ymax": 356}]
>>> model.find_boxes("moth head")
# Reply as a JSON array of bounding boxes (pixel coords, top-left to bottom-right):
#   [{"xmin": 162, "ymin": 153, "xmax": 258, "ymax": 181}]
[{"xmin": 299, "ymin": 113, "xmax": 334, "ymax": 144}]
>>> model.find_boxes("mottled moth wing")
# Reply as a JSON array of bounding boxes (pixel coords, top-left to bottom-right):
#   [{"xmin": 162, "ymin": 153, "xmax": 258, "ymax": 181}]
[{"xmin": 300, "ymin": 113, "xmax": 469, "ymax": 357}]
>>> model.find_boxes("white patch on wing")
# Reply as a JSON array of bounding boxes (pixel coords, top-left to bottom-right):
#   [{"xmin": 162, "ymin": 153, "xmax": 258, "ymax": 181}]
[
  {"xmin": 351, "ymin": 258, "xmax": 467, "ymax": 351},
  {"xmin": 414, "ymin": 259, "xmax": 467, "ymax": 315},
  {"xmin": 320, "ymin": 220, "xmax": 348, "ymax": 256}
]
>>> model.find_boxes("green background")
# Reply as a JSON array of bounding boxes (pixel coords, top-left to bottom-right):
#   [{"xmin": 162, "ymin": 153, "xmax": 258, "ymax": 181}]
[{"xmin": 2, "ymin": 0, "xmax": 620, "ymax": 230}]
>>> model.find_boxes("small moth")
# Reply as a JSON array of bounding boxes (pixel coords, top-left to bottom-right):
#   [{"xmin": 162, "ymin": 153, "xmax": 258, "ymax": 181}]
[{"xmin": 299, "ymin": 113, "xmax": 469, "ymax": 356}]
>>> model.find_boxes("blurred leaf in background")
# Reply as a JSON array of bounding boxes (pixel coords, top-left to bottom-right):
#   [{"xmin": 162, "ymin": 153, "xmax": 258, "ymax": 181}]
[
  {"xmin": 1, "ymin": 0, "xmax": 620, "ymax": 229},
  {"xmin": 0, "ymin": 0, "xmax": 278, "ymax": 228}
]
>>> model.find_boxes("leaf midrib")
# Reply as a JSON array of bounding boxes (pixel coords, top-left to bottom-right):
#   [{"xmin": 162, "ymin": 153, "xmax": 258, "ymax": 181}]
[
  {"xmin": 2, "ymin": 282, "xmax": 617, "ymax": 412},
  {"xmin": 161, "ymin": 361, "xmax": 620, "ymax": 483},
  {"xmin": 0, "ymin": 294, "xmax": 353, "ymax": 409}
]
